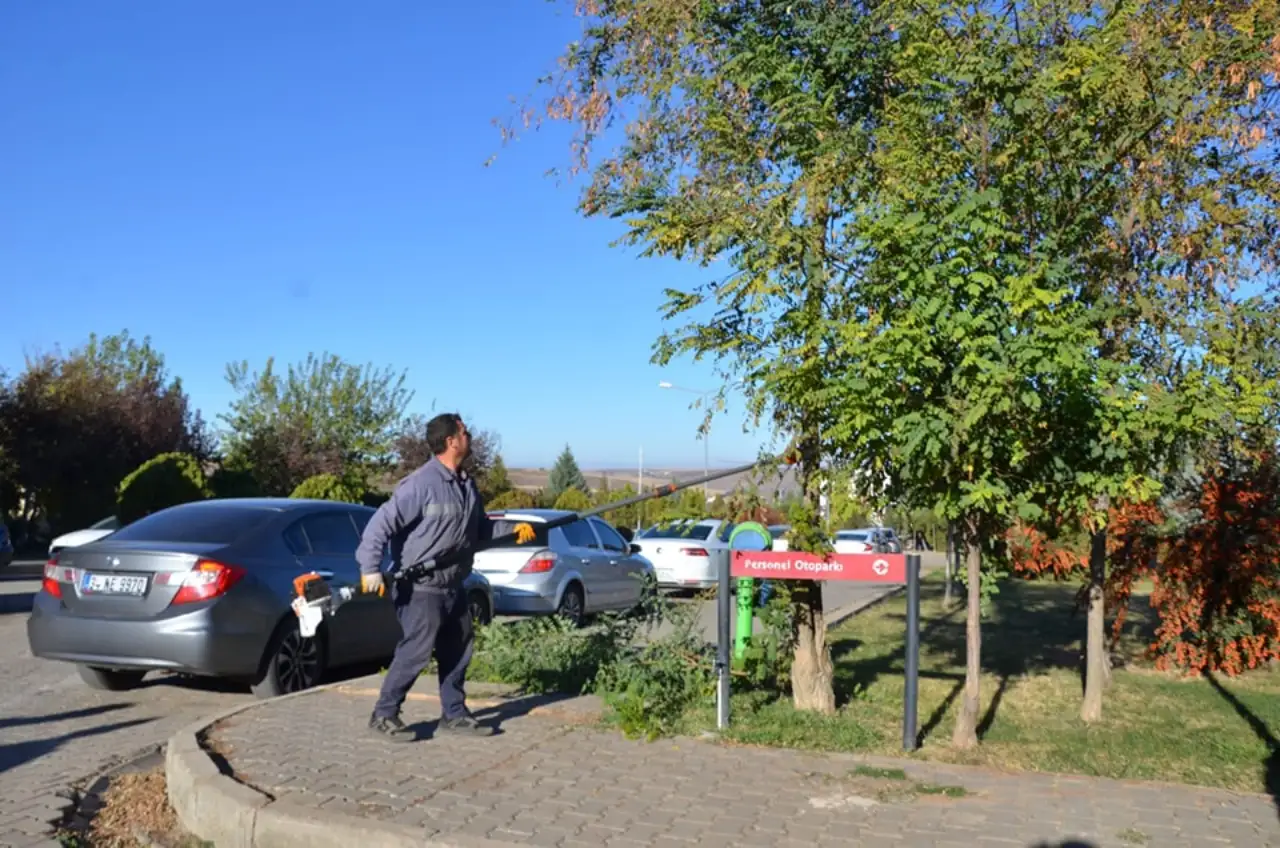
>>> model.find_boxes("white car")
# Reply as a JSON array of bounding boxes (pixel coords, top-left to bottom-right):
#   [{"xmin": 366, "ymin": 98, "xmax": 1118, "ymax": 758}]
[
  {"xmin": 833, "ymin": 527, "xmax": 902, "ymax": 554},
  {"xmin": 48, "ymin": 516, "xmax": 121, "ymax": 556},
  {"xmin": 631, "ymin": 518, "xmax": 735, "ymax": 590}
]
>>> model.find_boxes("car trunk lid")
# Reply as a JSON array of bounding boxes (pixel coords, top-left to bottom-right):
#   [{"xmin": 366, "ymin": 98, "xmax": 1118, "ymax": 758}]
[{"xmin": 52, "ymin": 541, "xmax": 233, "ymax": 619}]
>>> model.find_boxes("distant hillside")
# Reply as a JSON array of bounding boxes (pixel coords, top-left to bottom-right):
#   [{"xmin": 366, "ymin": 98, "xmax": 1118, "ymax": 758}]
[{"xmin": 508, "ymin": 465, "xmax": 800, "ymax": 497}]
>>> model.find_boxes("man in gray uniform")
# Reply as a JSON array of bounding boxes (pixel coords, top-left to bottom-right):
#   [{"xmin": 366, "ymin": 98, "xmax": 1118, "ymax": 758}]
[{"xmin": 356, "ymin": 412, "xmax": 534, "ymax": 741}]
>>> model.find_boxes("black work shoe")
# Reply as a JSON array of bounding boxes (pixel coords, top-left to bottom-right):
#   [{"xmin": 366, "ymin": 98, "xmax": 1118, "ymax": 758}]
[
  {"xmin": 368, "ymin": 714, "xmax": 415, "ymax": 742},
  {"xmin": 439, "ymin": 713, "xmax": 495, "ymax": 737}
]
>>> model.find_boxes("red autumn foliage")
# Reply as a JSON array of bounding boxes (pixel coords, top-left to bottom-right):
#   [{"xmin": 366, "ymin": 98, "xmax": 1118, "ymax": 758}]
[{"xmin": 1009, "ymin": 455, "xmax": 1280, "ymax": 676}]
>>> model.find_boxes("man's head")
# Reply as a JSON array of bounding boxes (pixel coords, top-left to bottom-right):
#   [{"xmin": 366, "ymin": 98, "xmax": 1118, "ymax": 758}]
[{"xmin": 425, "ymin": 413, "xmax": 471, "ymax": 470}]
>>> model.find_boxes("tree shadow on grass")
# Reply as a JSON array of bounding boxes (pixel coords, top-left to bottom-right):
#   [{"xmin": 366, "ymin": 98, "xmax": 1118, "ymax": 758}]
[
  {"xmin": 830, "ymin": 579, "xmax": 1158, "ymax": 744},
  {"xmin": 1203, "ymin": 671, "xmax": 1280, "ymax": 821}
]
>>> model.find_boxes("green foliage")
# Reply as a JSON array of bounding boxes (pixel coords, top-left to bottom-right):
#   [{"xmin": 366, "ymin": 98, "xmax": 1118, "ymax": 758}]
[
  {"xmin": 0, "ymin": 331, "xmax": 209, "ymax": 533},
  {"xmin": 207, "ymin": 467, "xmax": 262, "ymax": 499},
  {"xmin": 220, "ymin": 352, "xmax": 412, "ymax": 494},
  {"xmin": 594, "ymin": 483, "xmax": 641, "ymax": 530},
  {"xmin": 289, "ymin": 473, "xmax": 367, "ymax": 504},
  {"xmin": 486, "ymin": 488, "xmax": 539, "ymax": 510},
  {"xmin": 469, "ymin": 573, "xmax": 714, "ymax": 739},
  {"xmin": 553, "ymin": 486, "xmax": 592, "ymax": 512},
  {"xmin": 547, "ymin": 445, "xmax": 588, "ymax": 501},
  {"xmin": 117, "ymin": 452, "xmax": 210, "ymax": 524},
  {"xmin": 483, "ymin": 454, "xmax": 513, "ymax": 501}
]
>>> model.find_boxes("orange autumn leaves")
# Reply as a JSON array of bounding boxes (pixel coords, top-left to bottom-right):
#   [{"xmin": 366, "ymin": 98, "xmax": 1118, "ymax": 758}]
[{"xmin": 1009, "ymin": 456, "xmax": 1280, "ymax": 676}]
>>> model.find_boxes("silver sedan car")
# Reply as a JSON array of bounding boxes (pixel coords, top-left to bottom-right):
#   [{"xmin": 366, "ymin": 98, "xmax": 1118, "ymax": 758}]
[
  {"xmin": 27, "ymin": 498, "xmax": 493, "ymax": 698},
  {"xmin": 474, "ymin": 509, "xmax": 653, "ymax": 625}
]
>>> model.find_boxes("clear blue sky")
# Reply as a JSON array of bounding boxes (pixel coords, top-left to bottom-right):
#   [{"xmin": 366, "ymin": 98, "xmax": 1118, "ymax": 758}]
[{"xmin": 1, "ymin": 1, "xmax": 777, "ymax": 469}]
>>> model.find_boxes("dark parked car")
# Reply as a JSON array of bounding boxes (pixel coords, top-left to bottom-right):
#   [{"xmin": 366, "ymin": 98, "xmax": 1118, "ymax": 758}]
[{"xmin": 27, "ymin": 498, "xmax": 493, "ymax": 698}]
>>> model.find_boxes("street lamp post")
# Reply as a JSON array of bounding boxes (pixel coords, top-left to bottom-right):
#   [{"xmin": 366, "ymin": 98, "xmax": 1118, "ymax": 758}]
[{"xmin": 658, "ymin": 381, "xmax": 712, "ymax": 506}]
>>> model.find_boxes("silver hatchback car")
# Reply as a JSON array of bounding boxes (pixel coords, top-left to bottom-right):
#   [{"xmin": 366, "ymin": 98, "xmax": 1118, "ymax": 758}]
[
  {"xmin": 474, "ymin": 509, "xmax": 653, "ymax": 625},
  {"xmin": 27, "ymin": 498, "xmax": 494, "ymax": 698}
]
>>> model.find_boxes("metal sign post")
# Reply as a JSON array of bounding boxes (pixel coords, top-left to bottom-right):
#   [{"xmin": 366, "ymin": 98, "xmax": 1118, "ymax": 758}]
[{"xmin": 902, "ymin": 553, "xmax": 921, "ymax": 751}]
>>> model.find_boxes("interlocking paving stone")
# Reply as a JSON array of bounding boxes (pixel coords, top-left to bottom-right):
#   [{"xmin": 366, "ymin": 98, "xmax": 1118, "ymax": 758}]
[{"xmin": 204, "ymin": 674, "xmax": 1280, "ymax": 847}]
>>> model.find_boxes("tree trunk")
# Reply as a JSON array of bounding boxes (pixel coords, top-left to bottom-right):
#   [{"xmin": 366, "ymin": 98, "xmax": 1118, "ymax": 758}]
[
  {"xmin": 944, "ymin": 524, "xmax": 955, "ymax": 606},
  {"xmin": 791, "ymin": 573, "xmax": 836, "ymax": 713},
  {"xmin": 1081, "ymin": 525, "xmax": 1109, "ymax": 722},
  {"xmin": 951, "ymin": 531, "xmax": 982, "ymax": 748}
]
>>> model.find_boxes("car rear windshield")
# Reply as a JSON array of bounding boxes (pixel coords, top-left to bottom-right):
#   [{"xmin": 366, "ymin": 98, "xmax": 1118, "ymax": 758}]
[
  {"xmin": 641, "ymin": 522, "xmax": 713, "ymax": 540},
  {"xmin": 108, "ymin": 505, "xmax": 277, "ymax": 545},
  {"xmin": 837, "ymin": 531, "xmax": 869, "ymax": 541},
  {"xmin": 488, "ymin": 519, "xmax": 551, "ymax": 547}
]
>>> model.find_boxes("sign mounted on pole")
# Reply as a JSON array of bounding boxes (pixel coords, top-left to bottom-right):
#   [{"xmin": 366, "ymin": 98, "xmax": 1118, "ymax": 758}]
[{"xmin": 730, "ymin": 550, "xmax": 906, "ymax": 584}]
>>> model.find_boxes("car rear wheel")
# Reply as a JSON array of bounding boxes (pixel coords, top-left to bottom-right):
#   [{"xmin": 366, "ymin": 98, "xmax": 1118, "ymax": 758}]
[
  {"xmin": 78, "ymin": 664, "xmax": 146, "ymax": 691},
  {"xmin": 556, "ymin": 583, "xmax": 585, "ymax": 627},
  {"xmin": 250, "ymin": 619, "xmax": 326, "ymax": 699},
  {"xmin": 468, "ymin": 590, "xmax": 492, "ymax": 626}
]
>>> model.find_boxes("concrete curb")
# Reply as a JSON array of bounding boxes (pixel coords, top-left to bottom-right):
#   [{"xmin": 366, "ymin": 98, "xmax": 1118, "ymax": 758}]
[{"xmin": 165, "ymin": 679, "xmax": 540, "ymax": 848}]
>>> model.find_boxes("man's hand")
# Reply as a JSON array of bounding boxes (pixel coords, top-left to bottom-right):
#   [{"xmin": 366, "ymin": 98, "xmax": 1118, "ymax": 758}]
[
  {"xmin": 361, "ymin": 572, "xmax": 385, "ymax": 596},
  {"xmin": 513, "ymin": 522, "xmax": 536, "ymax": 544}
]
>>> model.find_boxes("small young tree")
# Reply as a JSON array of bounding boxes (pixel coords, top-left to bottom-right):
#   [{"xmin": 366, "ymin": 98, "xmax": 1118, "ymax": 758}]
[{"xmin": 548, "ymin": 445, "xmax": 588, "ymax": 502}]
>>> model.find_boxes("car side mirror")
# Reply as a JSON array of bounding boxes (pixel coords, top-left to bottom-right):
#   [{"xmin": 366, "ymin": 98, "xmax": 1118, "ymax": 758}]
[{"xmin": 629, "ymin": 543, "xmax": 642, "ymax": 554}]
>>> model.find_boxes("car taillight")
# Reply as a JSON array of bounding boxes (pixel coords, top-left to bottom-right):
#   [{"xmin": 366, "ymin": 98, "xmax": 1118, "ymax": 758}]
[
  {"xmin": 682, "ymin": 548, "xmax": 710, "ymax": 557},
  {"xmin": 520, "ymin": 552, "xmax": 557, "ymax": 574},
  {"xmin": 42, "ymin": 557, "xmax": 64, "ymax": 599},
  {"xmin": 167, "ymin": 559, "xmax": 246, "ymax": 605}
]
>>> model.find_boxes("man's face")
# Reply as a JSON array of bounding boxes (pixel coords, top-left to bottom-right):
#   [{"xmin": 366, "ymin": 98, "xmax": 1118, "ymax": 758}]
[{"xmin": 449, "ymin": 421, "xmax": 472, "ymax": 461}]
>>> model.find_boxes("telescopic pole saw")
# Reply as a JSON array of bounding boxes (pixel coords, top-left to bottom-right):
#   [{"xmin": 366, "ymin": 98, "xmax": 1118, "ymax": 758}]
[{"xmin": 290, "ymin": 446, "xmax": 799, "ymax": 635}]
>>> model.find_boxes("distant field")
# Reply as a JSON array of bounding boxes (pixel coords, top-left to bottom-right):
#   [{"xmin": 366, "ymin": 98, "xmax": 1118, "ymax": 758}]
[{"xmin": 506, "ymin": 465, "xmax": 800, "ymax": 496}]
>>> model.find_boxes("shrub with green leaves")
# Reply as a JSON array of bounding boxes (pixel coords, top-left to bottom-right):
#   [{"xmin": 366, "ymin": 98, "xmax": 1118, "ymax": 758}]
[
  {"xmin": 117, "ymin": 453, "xmax": 210, "ymax": 524},
  {"xmin": 207, "ymin": 466, "xmax": 263, "ymax": 499},
  {"xmin": 290, "ymin": 473, "xmax": 366, "ymax": 504},
  {"xmin": 552, "ymin": 487, "xmax": 592, "ymax": 512},
  {"xmin": 468, "ymin": 572, "xmax": 716, "ymax": 739},
  {"xmin": 486, "ymin": 488, "xmax": 539, "ymax": 510}
]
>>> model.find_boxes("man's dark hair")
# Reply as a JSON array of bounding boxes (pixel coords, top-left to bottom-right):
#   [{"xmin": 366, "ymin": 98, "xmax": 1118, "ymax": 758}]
[{"xmin": 425, "ymin": 413, "xmax": 464, "ymax": 456}]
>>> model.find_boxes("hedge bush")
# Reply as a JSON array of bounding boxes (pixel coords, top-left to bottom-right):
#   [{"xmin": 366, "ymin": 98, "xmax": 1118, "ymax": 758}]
[
  {"xmin": 553, "ymin": 487, "xmax": 592, "ymax": 512},
  {"xmin": 290, "ymin": 473, "xmax": 366, "ymax": 504},
  {"xmin": 207, "ymin": 467, "xmax": 263, "ymax": 499},
  {"xmin": 117, "ymin": 453, "xmax": 211, "ymax": 524},
  {"xmin": 486, "ymin": 488, "xmax": 539, "ymax": 510}
]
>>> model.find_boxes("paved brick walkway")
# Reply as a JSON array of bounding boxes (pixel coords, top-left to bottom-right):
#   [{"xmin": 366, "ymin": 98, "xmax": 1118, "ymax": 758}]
[
  {"xmin": 208, "ymin": 674, "xmax": 1280, "ymax": 848},
  {"xmin": 0, "ymin": 608, "xmax": 255, "ymax": 848}
]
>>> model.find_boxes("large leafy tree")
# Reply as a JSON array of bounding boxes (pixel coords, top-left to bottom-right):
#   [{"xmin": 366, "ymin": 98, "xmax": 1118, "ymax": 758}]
[
  {"xmin": 220, "ymin": 352, "xmax": 412, "ymax": 494},
  {"xmin": 0, "ymin": 331, "xmax": 210, "ymax": 533},
  {"xmin": 514, "ymin": 0, "xmax": 1279, "ymax": 733}
]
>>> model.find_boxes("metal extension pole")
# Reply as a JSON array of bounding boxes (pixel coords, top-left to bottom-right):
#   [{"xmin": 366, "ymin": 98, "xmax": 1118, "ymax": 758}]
[
  {"xmin": 902, "ymin": 553, "xmax": 921, "ymax": 751},
  {"xmin": 716, "ymin": 547, "xmax": 732, "ymax": 729}
]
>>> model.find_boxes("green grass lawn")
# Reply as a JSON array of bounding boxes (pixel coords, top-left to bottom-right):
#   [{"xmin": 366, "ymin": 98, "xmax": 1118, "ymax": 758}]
[{"xmin": 697, "ymin": 574, "xmax": 1280, "ymax": 794}]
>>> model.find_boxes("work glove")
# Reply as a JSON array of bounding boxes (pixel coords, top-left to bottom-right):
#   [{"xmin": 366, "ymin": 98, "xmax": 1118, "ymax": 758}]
[
  {"xmin": 361, "ymin": 572, "xmax": 385, "ymax": 596},
  {"xmin": 513, "ymin": 522, "xmax": 536, "ymax": 544}
]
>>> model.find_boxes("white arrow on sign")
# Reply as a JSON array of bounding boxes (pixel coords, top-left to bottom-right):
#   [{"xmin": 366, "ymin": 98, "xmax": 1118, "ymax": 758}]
[{"xmin": 872, "ymin": 558, "xmax": 890, "ymax": 576}]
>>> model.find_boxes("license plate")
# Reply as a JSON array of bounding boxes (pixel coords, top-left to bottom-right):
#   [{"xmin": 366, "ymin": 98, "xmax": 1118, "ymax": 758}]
[{"xmin": 80, "ymin": 572, "xmax": 148, "ymax": 596}]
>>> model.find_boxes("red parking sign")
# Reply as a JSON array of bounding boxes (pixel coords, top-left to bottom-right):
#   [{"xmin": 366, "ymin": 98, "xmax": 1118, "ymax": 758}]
[{"xmin": 730, "ymin": 550, "xmax": 906, "ymax": 584}]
